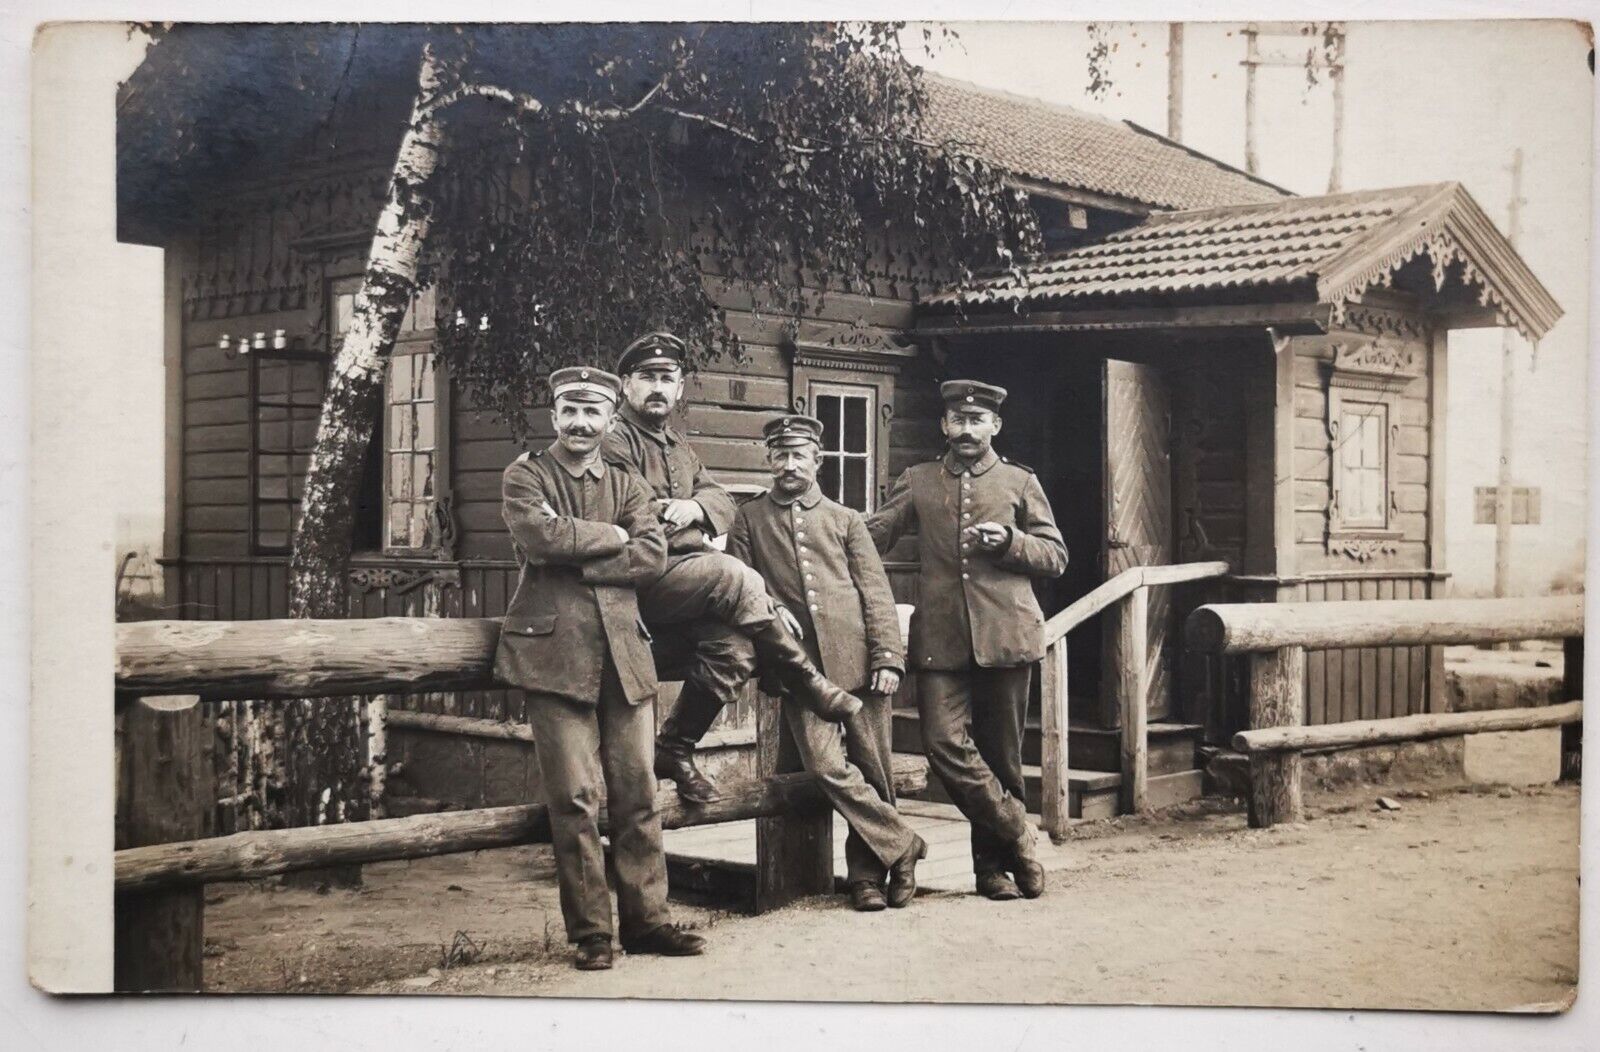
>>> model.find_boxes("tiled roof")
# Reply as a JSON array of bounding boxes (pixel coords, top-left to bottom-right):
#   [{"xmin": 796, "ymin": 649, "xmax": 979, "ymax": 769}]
[
  {"xmin": 921, "ymin": 183, "xmax": 1563, "ymax": 341},
  {"xmin": 919, "ymin": 73, "xmax": 1289, "ymax": 211}
]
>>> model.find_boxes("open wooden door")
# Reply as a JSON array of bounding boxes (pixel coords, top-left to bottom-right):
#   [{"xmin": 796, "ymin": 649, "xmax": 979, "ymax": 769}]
[{"xmin": 1100, "ymin": 359, "xmax": 1175, "ymax": 723}]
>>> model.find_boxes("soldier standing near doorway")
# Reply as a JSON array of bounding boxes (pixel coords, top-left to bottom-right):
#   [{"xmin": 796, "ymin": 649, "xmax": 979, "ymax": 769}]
[
  {"xmin": 727, "ymin": 414, "xmax": 927, "ymax": 911},
  {"xmin": 603, "ymin": 331, "xmax": 865, "ymax": 806},
  {"xmin": 868, "ymin": 380, "xmax": 1068, "ymax": 901},
  {"xmin": 493, "ymin": 366, "xmax": 705, "ymax": 970}
]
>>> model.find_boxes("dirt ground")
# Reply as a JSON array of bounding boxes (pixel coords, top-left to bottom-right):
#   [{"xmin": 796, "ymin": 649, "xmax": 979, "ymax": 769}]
[{"xmin": 203, "ymin": 779, "xmax": 1579, "ymax": 1011}]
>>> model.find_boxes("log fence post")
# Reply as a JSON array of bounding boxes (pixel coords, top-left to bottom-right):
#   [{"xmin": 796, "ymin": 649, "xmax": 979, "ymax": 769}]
[
  {"xmin": 115, "ymin": 693, "xmax": 208, "ymax": 992},
  {"xmin": 1038, "ymin": 636, "xmax": 1070, "ymax": 841},
  {"xmin": 1562, "ymin": 636, "xmax": 1583, "ymax": 782},
  {"xmin": 1246, "ymin": 646, "xmax": 1306, "ymax": 828},
  {"xmin": 753, "ymin": 687, "xmax": 833, "ymax": 911},
  {"xmin": 1117, "ymin": 586, "xmax": 1150, "ymax": 814}
]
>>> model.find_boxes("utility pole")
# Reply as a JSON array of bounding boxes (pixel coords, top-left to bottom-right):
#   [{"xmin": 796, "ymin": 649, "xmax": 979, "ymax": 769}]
[
  {"xmin": 1168, "ymin": 22, "xmax": 1184, "ymax": 142},
  {"xmin": 1240, "ymin": 22, "xmax": 1346, "ymax": 187},
  {"xmin": 1494, "ymin": 148, "xmax": 1525, "ymax": 603}
]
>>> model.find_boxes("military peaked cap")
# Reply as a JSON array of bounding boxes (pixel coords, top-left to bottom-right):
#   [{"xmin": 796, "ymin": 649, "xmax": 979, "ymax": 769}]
[
  {"xmin": 762, "ymin": 414, "xmax": 825, "ymax": 448},
  {"xmin": 550, "ymin": 366, "xmax": 622, "ymax": 405},
  {"xmin": 941, "ymin": 379, "xmax": 1008, "ymax": 412},
  {"xmin": 616, "ymin": 331, "xmax": 689, "ymax": 375}
]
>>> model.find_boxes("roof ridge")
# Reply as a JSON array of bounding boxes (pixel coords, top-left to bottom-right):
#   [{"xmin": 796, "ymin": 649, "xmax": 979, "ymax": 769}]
[{"xmin": 1118, "ymin": 119, "xmax": 1290, "ymax": 197}]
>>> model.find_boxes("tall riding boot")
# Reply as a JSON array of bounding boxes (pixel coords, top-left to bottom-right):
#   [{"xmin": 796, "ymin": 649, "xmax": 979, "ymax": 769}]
[
  {"xmin": 748, "ymin": 620, "xmax": 864, "ymax": 722},
  {"xmin": 654, "ymin": 681, "xmax": 725, "ymax": 805}
]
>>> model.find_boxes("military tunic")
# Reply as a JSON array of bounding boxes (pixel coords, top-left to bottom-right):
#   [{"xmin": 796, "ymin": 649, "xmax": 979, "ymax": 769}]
[
  {"xmin": 867, "ymin": 445, "xmax": 1067, "ymax": 877},
  {"xmin": 492, "ymin": 443, "xmax": 671, "ymax": 944},
  {"xmin": 604, "ymin": 402, "xmax": 738, "ymax": 554},
  {"xmin": 728, "ymin": 483, "xmax": 916, "ymax": 882}
]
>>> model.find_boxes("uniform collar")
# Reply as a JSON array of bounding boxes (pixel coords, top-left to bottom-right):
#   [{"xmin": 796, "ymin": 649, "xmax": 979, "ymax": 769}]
[
  {"xmin": 768, "ymin": 482, "xmax": 823, "ymax": 509},
  {"xmin": 620, "ymin": 401, "xmax": 681, "ymax": 446},
  {"xmin": 943, "ymin": 446, "xmax": 1000, "ymax": 477},
  {"xmin": 547, "ymin": 440, "xmax": 607, "ymax": 479}
]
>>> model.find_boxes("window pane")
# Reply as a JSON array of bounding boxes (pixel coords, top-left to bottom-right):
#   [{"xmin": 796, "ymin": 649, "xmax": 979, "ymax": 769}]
[
  {"xmin": 258, "ymin": 530, "xmax": 288, "ymax": 551},
  {"xmin": 390, "ymin": 404, "xmax": 413, "ymax": 452},
  {"xmin": 390, "ymin": 454, "xmax": 412, "ymax": 501},
  {"xmin": 413, "ymin": 453, "xmax": 434, "ymax": 502},
  {"xmin": 258, "ymin": 420, "xmax": 289, "ymax": 451},
  {"xmin": 411, "ymin": 501, "xmax": 434, "ymax": 549},
  {"xmin": 414, "ymin": 401, "xmax": 435, "ymax": 452},
  {"xmin": 388, "ymin": 501, "xmax": 412, "ymax": 548},
  {"xmin": 414, "ymin": 285, "xmax": 436, "ymax": 331},
  {"xmin": 292, "ymin": 417, "xmax": 318, "ymax": 451},
  {"xmin": 258, "ymin": 503, "xmax": 290, "ymax": 535},
  {"xmin": 335, "ymin": 292, "xmax": 355, "ymax": 335},
  {"xmin": 255, "ymin": 404, "xmax": 288, "ymax": 424},
  {"xmin": 292, "ymin": 361, "xmax": 323, "ymax": 399},
  {"xmin": 843, "ymin": 458, "xmax": 867, "ymax": 511},
  {"xmin": 256, "ymin": 473, "xmax": 288, "ymax": 501},
  {"xmin": 817, "ymin": 395, "xmax": 842, "ymax": 452},
  {"xmin": 818, "ymin": 456, "xmax": 841, "ymax": 501},
  {"xmin": 257, "ymin": 360, "xmax": 288, "ymax": 399},
  {"xmin": 843, "ymin": 397, "xmax": 867, "ymax": 453}
]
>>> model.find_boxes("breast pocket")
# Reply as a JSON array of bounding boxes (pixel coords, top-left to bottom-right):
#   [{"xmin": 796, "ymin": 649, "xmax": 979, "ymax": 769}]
[{"xmin": 502, "ymin": 615, "xmax": 557, "ymax": 637}]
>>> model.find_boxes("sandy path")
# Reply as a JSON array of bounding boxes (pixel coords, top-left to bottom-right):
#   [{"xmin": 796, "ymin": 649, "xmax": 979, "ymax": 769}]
[{"xmin": 208, "ymin": 783, "xmax": 1579, "ymax": 1011}]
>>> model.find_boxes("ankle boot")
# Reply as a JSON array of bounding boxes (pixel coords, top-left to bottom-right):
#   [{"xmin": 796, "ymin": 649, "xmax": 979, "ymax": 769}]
[
  {"xmin": 654, "ymin": 681, "xmax": 724, "ymax": 805},
  {"xmin": 747, "ymin": 619, "xmax": 863, "ymax": 721}
]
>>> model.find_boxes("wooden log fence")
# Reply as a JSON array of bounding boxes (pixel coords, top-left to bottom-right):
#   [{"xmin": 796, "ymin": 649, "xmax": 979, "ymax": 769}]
[
  {"xmin": 1037, "ymin": 561, "xmax": 1229, "ymax": 837},
  {"xmin": 1187, "ymin": 595, "xmax": 1585, "ymax": 828},
  {"xmin": 113, "ymin": 616, "xmax": 918, "ymax": 991}
]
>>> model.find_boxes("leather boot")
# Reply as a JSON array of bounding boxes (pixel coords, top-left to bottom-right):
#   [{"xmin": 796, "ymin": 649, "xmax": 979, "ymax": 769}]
[
  {"xmin": 654, "ymin": 681, "xmax": 725, "ymax": 805},
  {"xmin": 1012, "ymin": 829, "xmax": 1046, "ymax": 899},
  {"xmin": 748, "ymin": 619, "xmax": 863, "ymax": 722}
]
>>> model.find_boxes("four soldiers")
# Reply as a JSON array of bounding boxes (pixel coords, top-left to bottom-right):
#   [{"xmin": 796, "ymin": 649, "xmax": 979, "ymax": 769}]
[
  {"xmin": 497, "ymin": 334, "xmax": 1068, "ymax": 968},
  {"xmin": 867, "ymin": 380, "xmax": 1068, "ymax": 901}
]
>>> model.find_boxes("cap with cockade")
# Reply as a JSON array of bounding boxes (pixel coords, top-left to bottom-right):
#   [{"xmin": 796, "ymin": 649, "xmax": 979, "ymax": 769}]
[
  {"xmin": 940, "ymin": 379, "xmax": 1008, "ymax": 412},
  {"xmin": 762, "ymin": 414, "xmax": 825, "ymax": 448},
  {"xmin": 549, "ymin": 366, "xmax": 622, "ymax": 405},
  {"xmin": 615, "ymin": 331, "xmax": 689, "ymax": 376}
]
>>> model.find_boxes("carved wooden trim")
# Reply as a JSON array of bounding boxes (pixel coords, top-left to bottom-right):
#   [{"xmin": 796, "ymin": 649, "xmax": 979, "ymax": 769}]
[
  {"xmin": 348, "ymin": 565, "xmax": 462, "ymax": 596},
  {"xmin": 1326, "ymin": 337, "xmax": 1424, "ymax": 394},
  {"xmin": 1325, "ymin": 535, "xmax": 1402, "ymax": 562}
]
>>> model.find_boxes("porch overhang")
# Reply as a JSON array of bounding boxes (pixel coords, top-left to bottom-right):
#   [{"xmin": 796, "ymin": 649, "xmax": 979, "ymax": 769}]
[{"xmin": 920, "ymin": 182, "xmax": 1563, "ymax": 343}]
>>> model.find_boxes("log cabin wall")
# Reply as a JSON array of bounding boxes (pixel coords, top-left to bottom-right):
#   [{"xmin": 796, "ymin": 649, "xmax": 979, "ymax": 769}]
[{"xmin": 165, "ymin": 153, "xmax": 953, "ymax": 816}]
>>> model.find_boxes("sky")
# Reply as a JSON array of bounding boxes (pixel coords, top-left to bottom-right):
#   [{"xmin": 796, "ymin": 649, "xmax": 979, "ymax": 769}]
[
  {"xmin": 913, "ymin": 20, "xmax": 1593, "ymax": 593},
  {"xmin": 98, "ymin": 19, "xmax": 1594, "ymax": 593}
]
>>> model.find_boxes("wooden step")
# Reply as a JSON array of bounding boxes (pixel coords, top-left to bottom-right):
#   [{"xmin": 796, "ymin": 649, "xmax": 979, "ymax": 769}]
[
  {"xmin": 892, "ymin": 709, "xmax": 1205, "ymax": 776},
  {"xmin": 898, "ymin": 762, "xmax": 1204, "ymax": 820}
]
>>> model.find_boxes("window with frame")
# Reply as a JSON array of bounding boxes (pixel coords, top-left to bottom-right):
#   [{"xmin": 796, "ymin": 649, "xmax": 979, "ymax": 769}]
[
  {"xmin": 329, "ymin": 277, "xmax": 444, "ymax": 554},
  {"xmin": 1333, "ymin": 399, "xmax": 1389, "ymax": 528},
  {"xmin": 251, "ymin": 351, "xmax": 327, "ymax": 553},
  {"xmin": 812, "ymin": 382, "xmax": 876, "ymax": 512}
]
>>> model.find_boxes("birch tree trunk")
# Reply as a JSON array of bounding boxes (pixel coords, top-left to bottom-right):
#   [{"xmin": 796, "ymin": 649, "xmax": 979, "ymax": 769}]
[{"xmin": 278, "ymin": 44, "xmax": 451, "ymax": 836}]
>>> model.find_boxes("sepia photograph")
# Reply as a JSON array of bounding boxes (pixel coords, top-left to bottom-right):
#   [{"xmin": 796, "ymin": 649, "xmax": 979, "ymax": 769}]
[{"xmin": 24, "ymin": 9, "xmax": 1594, "ymax": 1031}]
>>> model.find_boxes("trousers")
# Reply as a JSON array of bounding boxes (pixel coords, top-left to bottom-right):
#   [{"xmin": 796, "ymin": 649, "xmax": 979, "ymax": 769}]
[
  {"xmin": 917, "ymin": 664, "xmax": 1033, "ymax": 875},
  {"xmin": 525, "ymin": 659, "xmax": 670, "ymax": 943},
  {"xmin": 783, "ymin": 692, "xmax": 916, "ymax": 883},
  {"xmin": 638, "ymin": 550, "xmax": 768, "ymax": 706}
]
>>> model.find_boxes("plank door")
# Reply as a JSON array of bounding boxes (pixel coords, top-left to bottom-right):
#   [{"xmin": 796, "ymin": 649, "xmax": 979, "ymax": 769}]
[{"xmin": 1100, "ymin": 359, "xmax": 1175, "ymax": 723}]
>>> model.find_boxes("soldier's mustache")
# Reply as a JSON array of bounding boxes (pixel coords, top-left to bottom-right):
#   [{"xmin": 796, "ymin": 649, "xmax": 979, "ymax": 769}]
[{"xmin": 563, "ymin": 427, "xmax": 598, "ymax": 437}]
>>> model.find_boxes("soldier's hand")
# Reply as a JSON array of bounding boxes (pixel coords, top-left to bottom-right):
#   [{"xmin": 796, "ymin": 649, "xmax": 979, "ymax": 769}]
[
  {"xmin": 968, "ymin": 521, "xmax": 1010, "ymax": 552},
  {"xmin": 776, "ymin": 605, "xmax": 805, "ymax": 640},
  {"xmin": 870, "ymin": 668, "xmax": 902, "ymax": 696},
  {"xmin": 657, "ymin": 498, "xmax": 704, "ymax": 531},
  {"xmin": 611, "ymin": 524, "xmax": 630, "ymax": 544}
]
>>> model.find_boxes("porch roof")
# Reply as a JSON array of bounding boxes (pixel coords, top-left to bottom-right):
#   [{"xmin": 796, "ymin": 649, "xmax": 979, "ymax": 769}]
[{"xmin": 921, "ymin": 183, "xmax": 1563, "ymax": 341}]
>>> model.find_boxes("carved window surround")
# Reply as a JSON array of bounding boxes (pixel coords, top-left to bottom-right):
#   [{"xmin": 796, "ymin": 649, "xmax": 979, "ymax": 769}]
[
  {"xmin": 785, "ymin": 320, "xmax": 917, "ymax": 509},
  {"xmin": 1323, "ymin": 338, "xmax": 1423, "ymax": 561}
]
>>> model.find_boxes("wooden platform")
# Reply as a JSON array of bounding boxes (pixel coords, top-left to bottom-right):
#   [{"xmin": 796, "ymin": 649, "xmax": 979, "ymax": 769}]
[{"xmin": 662, "ymin": 798, "xmax": 1083, "ymax": 898}]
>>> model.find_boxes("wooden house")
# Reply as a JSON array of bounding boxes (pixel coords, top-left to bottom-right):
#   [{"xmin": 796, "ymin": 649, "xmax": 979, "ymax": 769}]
[{"xmin": 117, "ymin": 32, "xmax": 1561, "ymax": 824}]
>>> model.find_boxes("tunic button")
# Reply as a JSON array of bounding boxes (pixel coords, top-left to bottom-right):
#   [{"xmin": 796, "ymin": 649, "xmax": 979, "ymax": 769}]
[
  {"xmin": 805, "ymin": 573, "xmax": 815, "ymax": 580},
  {"xmin": 809, "ymin": 604, "xmax": 819, "ymax": 612},
  {"xmin": 962, "ymin": 573, "xmax": 970, "ymax": 580},
  {"xmin": 807, "ymin": 589, "xmax": 816, "ymax": 597}
]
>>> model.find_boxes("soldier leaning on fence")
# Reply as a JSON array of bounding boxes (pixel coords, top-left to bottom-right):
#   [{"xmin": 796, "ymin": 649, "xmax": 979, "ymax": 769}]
[
  {"xmin": 726, "ymin": 414, "xmax": 928, "ymax": 911},
  {"xmin": 602, "ymin": 330, "xmax": 865, "ymax": 806},
  {"xmin": 867, "ymin": 380, "xmax": 1068, "ymax": 902},
  {"xmin": 492, "ymin": 366, "xmax": 706, "ymax": 971}
]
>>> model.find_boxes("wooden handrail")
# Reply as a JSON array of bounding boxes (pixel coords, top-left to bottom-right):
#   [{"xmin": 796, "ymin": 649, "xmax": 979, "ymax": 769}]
[
  {"xmin": 1043, "ymin": 560, "xmax": 1229, "ymax": 645},
  {"xmin": 1186, "ymin": 595, "xmax": 1584, "ymax": 655}
]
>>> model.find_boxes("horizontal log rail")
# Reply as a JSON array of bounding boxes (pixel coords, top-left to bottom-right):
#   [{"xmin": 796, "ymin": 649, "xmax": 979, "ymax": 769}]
[
  {"xmin": 1037, "ymin": 560, "xmax": 1231, "ymax": 840},
  {"xmin": 117, "ymin": 755, "xmax": 929, "ymax": 894},
  {"xmin": 1233, "ymin": 702, "xmax": 1582, "ymax": 755},
  {"xmin": 1184, "ymin": 594, "xmax": 1587, "ymax": 829},
  {"xmin": 1186, "ymin": 595, "xmax": 1584, "ymax": 655},
  {"xmin": 385, "ymin": 708, "xmax": 759, "ymax": 751}
]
